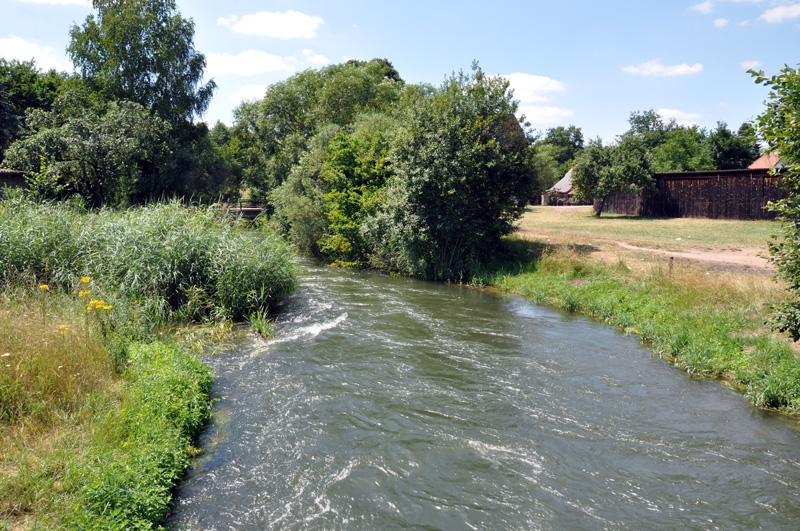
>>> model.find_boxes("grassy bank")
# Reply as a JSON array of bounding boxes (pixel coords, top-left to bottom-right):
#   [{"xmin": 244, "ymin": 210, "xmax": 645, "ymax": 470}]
[
  {"xmin": 485, "ymin": 207, "xmax": 800, "ymax": 413},
  {"xmin": 0, "ymin": 198, "xmax": 297, "ymax": 529}
]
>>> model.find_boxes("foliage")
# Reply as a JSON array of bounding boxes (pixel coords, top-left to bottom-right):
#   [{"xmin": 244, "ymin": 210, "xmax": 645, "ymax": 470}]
[
  {"xmin": 68, "ymin": 0, "xmax": 215, "ymax": 125},
  {"xmin": 0, "ymin": 58, "xmax": 69, "ymax": 158},
  {"xmin": 230, "ymin": 59, "xmax": 405, "ymax": 196},
  {"xmin": 751, "ymin": 64, "xmax": 800, "ymax": 340},
  {"xmin": 707, "ymin": 121, "xmax": 759, "ymax": 170},
  {"xmin": 571, "ymin": 136, "xmax": 654, "ymax": 216},
  {"xmin": 651, "ymin": 126, "xmax": 714, "ymax": 173},
  {"xmin": 367, "ymin": 64, "xmax": 536, "ymax": 280},
  {"xmin": 3, "ymin": 89, "xmax": 171, "ymax": 206},
  {"xmin": 538, "ymin": 125, "xmax": 584, "ymax": 176},
  {"xmin": 0, "ymin": 197, "xmax": 297, "ymax": 321}
]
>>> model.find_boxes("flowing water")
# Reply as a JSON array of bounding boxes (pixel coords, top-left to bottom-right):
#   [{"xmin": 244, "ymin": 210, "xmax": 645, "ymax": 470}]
[{"xmin": 169, "ymin": 262, "xmax": 800, "ymax": 530}]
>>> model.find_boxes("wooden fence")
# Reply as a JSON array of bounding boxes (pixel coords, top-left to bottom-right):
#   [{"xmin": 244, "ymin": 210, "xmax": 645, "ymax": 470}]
[{"xmin": 602, "ymin": 168, "xmax": 786, "ymax": 220}]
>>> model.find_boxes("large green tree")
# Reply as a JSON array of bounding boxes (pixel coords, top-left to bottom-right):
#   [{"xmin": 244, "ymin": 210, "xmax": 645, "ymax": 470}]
[
  {"xmin": 751, "ymin": 64, "xmax": 800, "ymax": 339},
  {"xmin": 0, "ymin": 59, "xmax": 69, "ymax": 158},
  {"xmin": 230, "ymin": 59, "xmax": 405, "ymax": 196},
  {"xmin": 707, "ymin": 121, "xmax": 759, "ymax": 170},
  {"xmin": 365, "ymin": 64, "xmax": 536, "ymax": 280},
  {"xmin": 572, "ymin": 136, "xmax": 654, "ymax": 217},
  {"xmin": 68, "ymin": 0, "xmax": 215, "ymax": 124},
  {"xmin": 4, "ymin": 88, "xmax": 170, "ymax": 205},
  {"xmin": 651, "ymin": 126, "xmax": 714, "ymax": 173}
]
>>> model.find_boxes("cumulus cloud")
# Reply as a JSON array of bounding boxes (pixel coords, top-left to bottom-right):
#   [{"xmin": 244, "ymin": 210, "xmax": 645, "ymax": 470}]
[
  {"xmin": 15, "ymin": 0, "xmax": 90, "ymax": 5},
  {"xmin": 621, "ymin": 59, "xmax": 703, "ymax": 77},
  {"xmin": 230, "ymin": 84, "xmax": 268, "ymax": 103},
  {"xmin": 504, "ymin": 73, "xmax": 567, "ymax": 103},
  {"xmin": 298, "ymin": 49, "xmax": 329, "ymax": 66},
  {"xmin": 759, "ymin": 4, "xmax": 800, "ymax": 23},
  {"xmin": 657, "ymin": 108, "xmax": 702, "ymax": 127},
  {"xmin": 519, "ymin": 105, "xmax": 574, "ymax": 125},
  {"xmin": 217, "ymin": 15, "xmax": 238, "ymax": 27},
  {"xmin": 206, "ymin": 50, "xmax": 295, "ymax": 76},
  {"xmin": 714, "ymin": 18, "xmax": 730, "ymax": 27},
  {"xmin": 219, "ymin": 11, "xmax": 324, "ymax": 39},
  {"xmin": 0, "ymin": 34, "xmax": 71, "ymax": 71},
  {"xmin": 692, "ymin": 1, "xmax": 714, "ymax": 14},
  {"xmin": 502, "ymin": 73, "xmax": 572, "ymax": 124},
  {"xmin": 740, "ymin": 60, "xmax": 761, "ymax": 69}
]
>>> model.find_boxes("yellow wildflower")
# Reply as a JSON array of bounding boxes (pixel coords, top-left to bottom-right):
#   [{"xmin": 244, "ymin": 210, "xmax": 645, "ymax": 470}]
[
  {"xmin": 39, "ymin": 284, "xmax": 49, "ymax": 291},
  {"xmin": 78, "ymin": 290, "xmax": 91, "ymax": 298},
  {"xmin": 80, "ymin": 276, "xmax": 91, "ymax": 283}
]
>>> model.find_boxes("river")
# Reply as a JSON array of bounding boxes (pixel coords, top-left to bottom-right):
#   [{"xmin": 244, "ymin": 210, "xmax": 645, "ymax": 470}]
[{"xmin": 168, "ymin": 261, "xmax": 800, "ymax": 530}]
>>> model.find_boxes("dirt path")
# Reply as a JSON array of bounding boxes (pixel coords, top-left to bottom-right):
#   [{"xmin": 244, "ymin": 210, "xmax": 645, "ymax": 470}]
[
  {"xmin": 515, "ymin": 225, "xmax": 772, "ymax": 275},
  {"xmin": 614, "ymin": 242, "xmax": 770, "ymax": 273}
]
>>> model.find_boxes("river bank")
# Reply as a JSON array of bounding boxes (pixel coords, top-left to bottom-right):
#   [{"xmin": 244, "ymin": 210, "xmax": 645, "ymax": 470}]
[
  {"xmin": 484, "ymin": 232, "xmax": 800, "ymax": 414},
  {"xmin": 0, "ymin": 198, "xmax": 297, "ymax": 529}
]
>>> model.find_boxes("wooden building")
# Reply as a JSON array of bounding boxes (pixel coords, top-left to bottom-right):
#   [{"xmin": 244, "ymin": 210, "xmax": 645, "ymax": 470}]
[
  {"xmin": 602, "ymin": 168, "xmax": 786, "ymax": 220},
  {"xmin": 0, "ymin": 169, "xmax": 28, "ymax": 195}
]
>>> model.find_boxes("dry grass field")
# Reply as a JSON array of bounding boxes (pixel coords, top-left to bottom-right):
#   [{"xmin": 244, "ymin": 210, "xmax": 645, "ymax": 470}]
[{"xmin": 515, "ymin": 206, "xmax": 777, "ymax": 274}]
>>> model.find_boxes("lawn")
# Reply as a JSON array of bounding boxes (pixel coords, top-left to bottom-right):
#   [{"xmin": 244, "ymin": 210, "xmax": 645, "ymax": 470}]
[{"xmin": 517, "ymin": 206, "xmax": 777, "ymax": 251}]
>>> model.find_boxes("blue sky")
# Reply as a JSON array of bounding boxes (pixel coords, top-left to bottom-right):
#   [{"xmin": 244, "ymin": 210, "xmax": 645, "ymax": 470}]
[{"xmin": 2, "ymin": 0, "xmax": 799, "ymax": 141}]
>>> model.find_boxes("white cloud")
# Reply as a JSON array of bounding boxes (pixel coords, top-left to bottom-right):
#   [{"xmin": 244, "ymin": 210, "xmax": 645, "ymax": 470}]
[
  {"xmin": 217, "ymin": 15, "xmax": 238, "ymax": 27},
  {"xmin": 299, "ymin": 49, "xmax": 329, "ymax": 66},
  {"xmin": 692, "ymin": 1, "xmax": 714, "ymax": 14},
  {"xmin": 759, "ymin": 4, "xmax": 800, "ymax": 23},
  {"xmin": 519, "ymin": 105, "xmax": 574, "ymax": 125},
  {"xmin": 714, "ymin": 18, "xmax": 730, "ymax": 27},
  {"xmin": 15, "ymin": 0, "xmax": 90, "ymax": 5},
  {"xmin": 740, "ymin": 60, "xmax": 761, "ymax": 69},
  {"xmin": 221, "ymin": 11, "xmax": 324, "ymax": 39},
  {"xmin": 504, "ymin": 73, "xmax": 567, "ymax": 103},
  {"xmin": 0, "ymin": 34, "xmax": 71, "ymax": 71},
  {"xmin": 657, "ymin": 108, "xmax": 702, "ymax": 127},
  {"xmin": 206, "ymin": 50, "xmax": 295, "ymax": 76},
  {"xmin": 621, "ymin": 59, "xmax": 703, "ymax": 77},
  {"xmin": 230, "ymin": 84, "xmax": 268, "ymax": 103}
]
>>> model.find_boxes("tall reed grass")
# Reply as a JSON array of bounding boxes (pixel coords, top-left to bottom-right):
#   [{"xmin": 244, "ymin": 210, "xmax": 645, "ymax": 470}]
[{"xmin": 0, "ymin": 196, "xmax": 297, "ymax": 321}]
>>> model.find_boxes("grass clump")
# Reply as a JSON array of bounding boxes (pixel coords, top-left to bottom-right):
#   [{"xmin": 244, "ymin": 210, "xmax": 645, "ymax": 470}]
[{"xmin": 485, "ymin": 238, "xmax": 800, "ymax": 412}]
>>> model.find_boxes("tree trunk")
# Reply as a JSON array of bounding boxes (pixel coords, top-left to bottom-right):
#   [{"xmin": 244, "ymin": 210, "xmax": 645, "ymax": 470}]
[{"xmin": 593, "ymin": 197, "xmax": 605, "ymax": 217}]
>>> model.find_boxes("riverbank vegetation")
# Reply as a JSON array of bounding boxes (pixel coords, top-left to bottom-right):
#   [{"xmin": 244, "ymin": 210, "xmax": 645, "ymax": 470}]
[
  {"xmin": 0, "ymin": 196, "xmax": 296, "ymax": 529},
  {"xmin": 481, "ymin": 207, "xmax": 800, "ymax": 412}
]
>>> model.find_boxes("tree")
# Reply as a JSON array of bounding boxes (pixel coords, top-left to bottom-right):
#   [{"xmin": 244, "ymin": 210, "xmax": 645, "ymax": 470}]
[
  {"xmin": 0, "ymin": 59, "xmax": 69, "ymax": 158},
  {"xmin": 68, "ymin": 0, "xmax": 215, "ymax": 124},
  {"xmin": 4, "ymin": 88, "xmax": 170, "ymax": 205},
  {"xmin": 540, "ymin": 125, "xmax": 584, "ymax": 170},
  {"xmin": 365, "ymin": 64, "xmax": 536, "ymax": 280},
  {"xmin": 707, "ymin": 121, "xmax": 759, "ymax": 170},
  {"xmin": 651, "ymin": 126, "xmax": 714, "ymax": 173},
  {"xmin": 572, "ymin": 136, "xmax": 654, "ymax": 217},
  {"xmin": 230, "ymin": 59, "xmax": 405, "ymax": 196},
  {"xmin": 750, "ymin": 64, "xmax": 800, "ymax": 339}
]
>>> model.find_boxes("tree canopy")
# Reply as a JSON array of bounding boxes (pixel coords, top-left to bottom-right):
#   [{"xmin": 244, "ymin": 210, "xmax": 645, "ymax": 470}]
[
  {"xmin": 68, "ymin": 0, "xmax": 215, "ymax": 124},
  {"xmin": 751, "ymin": 64, "xmax": 800, "ymax": 339}
]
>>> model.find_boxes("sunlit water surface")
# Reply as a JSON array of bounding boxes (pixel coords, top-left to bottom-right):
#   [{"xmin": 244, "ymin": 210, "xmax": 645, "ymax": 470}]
[{"xmin": 168, "ymin": 262, "xmax": 800, "ymax": 530}]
